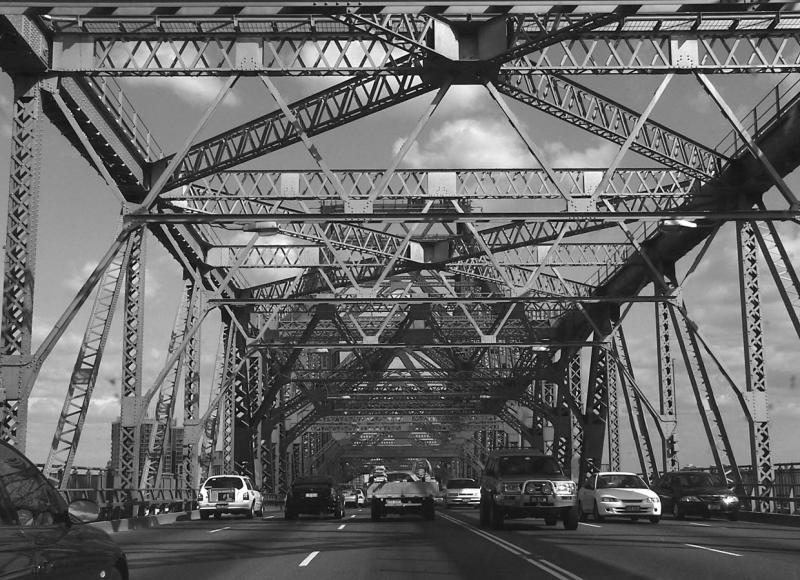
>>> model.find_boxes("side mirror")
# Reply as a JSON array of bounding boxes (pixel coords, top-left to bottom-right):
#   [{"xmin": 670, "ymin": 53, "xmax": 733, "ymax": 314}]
[{"xmin": 68, "ymin": 499, "xmax": 100, "ymax": 523}]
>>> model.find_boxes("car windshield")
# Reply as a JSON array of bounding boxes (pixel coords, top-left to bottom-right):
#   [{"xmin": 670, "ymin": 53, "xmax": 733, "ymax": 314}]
[
  {"xmin": 597, "ymin": 474, "xmax": 648, "ymax": 489},
  {"xmin": 679, "ymin": 473, "xmax": 725, "ymax": 488},
  {"xmin": 498, "ymin": 455, "xmax": 562, "ymax": 476},
  {"xmin": 203, "ymin": 477, "xmax": 243, "ymax": 489},
  {"xmin": 447, "ymin": 479, "xmax": 477, "ymax": 488},
  {"xmin": 386, "ymin": 472, "xmax": 417, "ymax": 482}
]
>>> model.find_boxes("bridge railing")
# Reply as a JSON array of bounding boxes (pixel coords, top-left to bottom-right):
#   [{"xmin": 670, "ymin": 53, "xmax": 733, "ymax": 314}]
[
  {"xmin": 59, "ymin": 488, "xmax": 197, "ymax": 521},
  {"xmin": 715, "ymin": 73, "xmax": 800, "ymax": 160}
]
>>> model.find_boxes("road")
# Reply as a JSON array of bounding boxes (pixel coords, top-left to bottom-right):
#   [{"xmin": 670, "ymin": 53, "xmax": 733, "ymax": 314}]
[{"xmin": 115, "ymin": 507, "xmax": 800, "ymax": 580}]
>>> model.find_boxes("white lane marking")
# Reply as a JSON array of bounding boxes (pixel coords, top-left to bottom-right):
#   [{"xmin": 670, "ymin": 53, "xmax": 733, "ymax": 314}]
[
  {"xmin": 350, "ymin": 515, "xmax": 356, "ymax": 519},
  {"xmin": 299, "ymin": 551, "xmax": 320, "ymax": 567},
  {"xmin": 208, "ymin": 526, "xmax": 230, "ymax": 534},
  {"xmin": 337, "ymin": 524, "xmax": 346, "ymax": 530},
  {"xmin": 264, "ymin": 515, "xmax": 275, "ymax": 519},
  {"xmin": 540, "ymin": 559, "xmax": 585, "ymax": 580},
  {"xmin": 685, "ymin": 544, "xmax": 742, "ymax": 557},
  {"xmin": 439, "ymin": 512, "xmax": 584, "ymax": 580},
  {"xmin": 689, "ymin": 522, "xmax": 711, "ymax": 527},
  {"xmin": 579, "ymin": 522, "xmax": 602, "ymax": 528}
]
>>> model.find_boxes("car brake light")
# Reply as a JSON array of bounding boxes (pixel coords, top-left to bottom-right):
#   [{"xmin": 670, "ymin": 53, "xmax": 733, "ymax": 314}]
[{"xmin": 243, "ymin": 492, "xmax": 249, "ymax": 500}]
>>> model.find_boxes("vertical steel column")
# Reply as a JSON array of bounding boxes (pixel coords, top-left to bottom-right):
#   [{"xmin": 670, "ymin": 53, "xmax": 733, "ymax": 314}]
[
  {"xmin": 118, "ymin": 228, "xmax": 145, "ymax": 489},
  {"xmin": 0, "ymin": 77, "xmax": 42, "ymax": 449},
  {"xmin": 200, "ymin": 321, "xmax": 232, "ymax": 482},
  {"xmin": 737, "ymin": 222, "xmax": 775, "ymax": 511},
  {"xmin": 543, "ymin": 381, "xmax": 556, "ymax": 455},
  {"xmin": 656, "ymin": 300, "xmax": 679, "ymax": 473},
  {"xmin": 139, "ymin": 280, "xmax": 195, "ymax": 489},
  {"xmin": 233, "ymin": 333, "xmax": 256, "ymax": 478},
  {"xmin": 552, "ymin": 352, "xmax": 579, "ymax": 476},
  {"xmin": 530, "ymin": 382, "xmax": 545, "ymax": 451},
  {"xmin": 181, "ymin": 280, "xmax": 202, "ymax": 491},
  {"xmin": 606, "ymin": 351, "xmax": 621, "ymax": 472},
  {"xmin": 579, "ymin": 342, "xmax": 610, "ymax": 485},
  {"xmin": 277, "ymin": 386, "xmax": 288, "ymax": 493}
]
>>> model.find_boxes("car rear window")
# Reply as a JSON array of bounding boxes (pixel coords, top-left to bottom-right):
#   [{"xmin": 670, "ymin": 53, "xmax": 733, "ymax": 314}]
[
  {"xmin": 498, "ymin": 455, "xmax": 562, "ymax": 476},
  {"xmin": 203, "ymin": 477, "xmax": 243, "ymax": 489},
  {"xmin": 447, "ymin": 479, "xmax": 477, "ymax": 488}
]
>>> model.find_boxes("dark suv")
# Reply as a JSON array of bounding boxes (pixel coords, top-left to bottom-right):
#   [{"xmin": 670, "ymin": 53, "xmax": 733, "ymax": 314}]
[
  {"xmin": 654, "ymin": 470, "xmax": 740, "ymax": 521},
  {"xmin": 480, "ymin": 449, "xmax": 578, "ymax": 530},
  {"xmin": 284, "ymin": 475, "xmax": 345, "ymax": 520}
]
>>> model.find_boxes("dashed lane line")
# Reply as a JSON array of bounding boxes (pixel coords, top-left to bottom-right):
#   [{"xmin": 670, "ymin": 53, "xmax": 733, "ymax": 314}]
[
  {"xmin": 686, "ymin": 544, "xmax": 742, "ymax": 557},
  {"xmin": 689, "ymin": 523, "xmax": 711, "ymax": 527},
  {"xmin": 263, "ymin": 515, "xmax": 275, "ymax": 519},
  {"xmin": 337, "ymin": 524, "xmax": 346, "ymax": 530},
  {"xmin": 439, "ymin": 512, "xmax": 583, "ymax": 580},
  {"xmin": 208, "ymin": 526, "xmax": 230, "ymax": 534},
  {"xmin": 579, "ymin": 522, "xmax": 602, "ymax": 528},
  {"xmin": 299, "ymin": 551, "xmax": 320, "ymax": 567},
  {"xmin": 350, "ymin": 515, "xmax": 357, "ymax": 519}
]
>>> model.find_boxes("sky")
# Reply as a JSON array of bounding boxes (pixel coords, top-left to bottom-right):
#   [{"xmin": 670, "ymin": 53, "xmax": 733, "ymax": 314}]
[{"xmin": 0, "ymin": 63, "xmax": 799, "ymax": 476}]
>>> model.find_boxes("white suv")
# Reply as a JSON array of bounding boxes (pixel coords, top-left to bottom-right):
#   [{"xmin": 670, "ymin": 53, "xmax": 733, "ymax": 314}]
[{"xmin": 198, "ymin": 475, "xmax": 263, "ymax": 520}]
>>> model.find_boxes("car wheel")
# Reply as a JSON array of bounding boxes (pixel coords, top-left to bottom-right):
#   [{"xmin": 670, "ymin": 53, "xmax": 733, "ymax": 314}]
[
  {"xmin": 284, "ymin": 509, "xmax": 296, "ymax": 520},
  {"xmin": 672, "ymin": 503, "xmax": 685, "ymax": 520},
  {"xmin": 479, "ymin": 497, "xmax": 490, "ymax": 527},
  {"xmin": 578, "ymin": 502, "xmax": 587, "ymax": 523},
  {"xmin": 200, "ymin": 512, "xmax": 210, "ymax": 521},
  {"xmin": 649, "ymin": 515, "xmax": 661, "ymax": 524},
  {"xmin": 422, "ymin": 498, "xmax": 436, "ymax": 521},
  {"xmin": 370, "ymin": 499, "xmax": 382, "ymax": 521},
  {"xmin": 728, "ymin": 512, "xmax": 739, "ymax": 522},
  {"xmin": 593, "ymin": 501, "xmax": 605, "ymax": 523},
  {"xmin": 544, "ymin": 512, "xmax": 558, "ymax": 526},
  {"xmin": 247, "ymin": 504, "xmax": 254, "ymax": 519},
  {"xmin": 563, "ymin": 506, "xmax": 579, "ymax": 531},
  {"xmin": 213, "ymin": 512, "xmax": 222, "ymax": 520},
  {"xmin": 489, "ymin": 498, "xmax": 504, "ymax": 530},
  {"xmin": 334, "ymin": 505, "xmax": 344, "ymax": 520}
]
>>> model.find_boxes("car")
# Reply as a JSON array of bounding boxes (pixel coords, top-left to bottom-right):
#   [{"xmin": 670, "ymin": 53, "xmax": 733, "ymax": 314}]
[
  {"xmin": 198, "ymin": 474, "xmax": 263, "ymax": 520},
  {"xmin": 340, "ymin": 486, "xmax": 359, "ymax": 508},
  {"xmin": 385, "ymin": 471, "xmax": 419, "ymax": 483},
  {"xmin": 577, "ymin": 472, "xmax": 661, "ymax": 523},
  {"xmin": 443, "ymin": 478, "xmax": 481, "ymax": 508},
  {"xmin": 0, "ymin": 440, "xmax": 129, "ymax": 579},
  {"xmin": 480, "ymin": 449, "xmax": 579, "ymax": 530},
  {"xmin": 355, "ymin": 488, "xmax": 366, "ymax": 507},
  {"xmin": 285, "ymin": 475, "xmax": 345, "ymax": 520},
  {"xmin": 654, "ymin": 470, "xmax": 740, "ymax": 521}
]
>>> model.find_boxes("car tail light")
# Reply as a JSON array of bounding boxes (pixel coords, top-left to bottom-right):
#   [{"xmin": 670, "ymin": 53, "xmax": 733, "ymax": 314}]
[{"xmin": 243, "ymin": 491, "xmax": 250, "ymax": 500}]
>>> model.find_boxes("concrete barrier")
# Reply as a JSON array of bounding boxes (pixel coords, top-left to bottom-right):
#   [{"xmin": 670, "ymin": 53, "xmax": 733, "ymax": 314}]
[{"xmin": 90, "ymin": 503, "xmax": 285, "ymax": 533}]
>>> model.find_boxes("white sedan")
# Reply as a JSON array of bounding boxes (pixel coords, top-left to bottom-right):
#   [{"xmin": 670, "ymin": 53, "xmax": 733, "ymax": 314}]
[{"xmin": 577, "ymin": 472, "xmax": 661, "ymax": 523}]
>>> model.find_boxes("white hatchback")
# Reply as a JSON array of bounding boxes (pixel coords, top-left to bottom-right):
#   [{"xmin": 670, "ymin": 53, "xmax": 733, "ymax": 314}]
[
  {"xmin": 577, "ymin": 472, "xmax": 661, "ymax": 523},
  {"xmin": 198, "ymin": 475, "xmax": 263, "ymax": 520}
]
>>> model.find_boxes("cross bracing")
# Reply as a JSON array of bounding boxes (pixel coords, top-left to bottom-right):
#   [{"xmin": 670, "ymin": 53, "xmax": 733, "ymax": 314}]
[{"xmin": 1, "ymin": 3, "xmax": 800, "ymax": 504}]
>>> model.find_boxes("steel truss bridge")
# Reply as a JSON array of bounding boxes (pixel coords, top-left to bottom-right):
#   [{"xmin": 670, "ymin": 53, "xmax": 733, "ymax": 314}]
[{"xmin": 1, "ymin": 1, "xmax": 800, "ymax": 512}]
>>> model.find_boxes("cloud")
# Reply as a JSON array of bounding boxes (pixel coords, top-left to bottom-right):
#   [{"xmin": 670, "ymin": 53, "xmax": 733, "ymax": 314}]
[
  {"xmin": 544, "ymin": 140, "xmax": 619, "ymax": 168},
  {"xmin": 127, "ymin": 76, "xmax": 241, "ymax": 108},
  {"xmin": 395, "ymin": 118, "xmax": 534, "ymax": 168}
]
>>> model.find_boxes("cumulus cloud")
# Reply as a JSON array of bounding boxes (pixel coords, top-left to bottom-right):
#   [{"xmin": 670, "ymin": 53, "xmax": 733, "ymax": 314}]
[
  {"xmin": 544, "ymin": 140, "xmax": 619, "ymax": 168},
  {"xmin": 395, "ymin": 118, "xmax": 534, "ymax": 168},
  {"xmin": 127, "ymin": 76, "xmax": 241, "ymax": 108}
]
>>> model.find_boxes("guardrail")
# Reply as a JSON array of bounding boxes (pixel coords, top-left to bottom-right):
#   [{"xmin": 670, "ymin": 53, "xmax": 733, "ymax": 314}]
[
  {"xmin": 715, "ymin": 73, "xmax": 800, "ymax": 160},
  {"xmin": 58, "ymin": 488, "xmax": 197, "ymax": 521}
]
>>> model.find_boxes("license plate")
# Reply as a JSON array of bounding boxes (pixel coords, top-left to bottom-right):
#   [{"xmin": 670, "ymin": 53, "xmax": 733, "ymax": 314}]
[
  {"xmin": 708, "ymin": 504, "xmax": 720, "ymax": 511},
  {"xmin": 217, "ymin": 493, "xmax": 229, "ymax": 501},
  {"xmin": 529, "ymin": 495, "xmax": 546, "ymax": 502},
  {"xmin": 305, "ymin": 492, "xmax": 318, "ymax": 498},
  {"xmin": 625, "ymin": 506, "xmax": 639, "ymax": 512}
]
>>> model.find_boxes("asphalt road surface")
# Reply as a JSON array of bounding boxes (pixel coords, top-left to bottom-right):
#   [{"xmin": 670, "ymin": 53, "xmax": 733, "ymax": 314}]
[{"xmin": 115, "ymin": 508, "xmax": 800, "ymax": 580}]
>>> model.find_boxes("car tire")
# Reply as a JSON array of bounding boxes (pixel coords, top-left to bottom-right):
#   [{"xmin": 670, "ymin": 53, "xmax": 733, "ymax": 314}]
[
  {"xmin": 489, "ymin": 498, "xmax": 504, "ymax": 530},
  {"xmin": 672, "ymin": 503, "xmax": 685, "ymax": 520},
  {"xmin": 200, "ymin": 512, "xmax": 210, "ymax": 521},
  {"xmin": 247, "ymin": 505, "xmax": 254, "ymax": 519},
  {"xmin": 593, "ymin": 501, "xmax": 605, "ymax": 523},
  {"xmin": 578, "ymin": 502, "xmax": 587, "ymax": 523},
  {"xmin": 563, "ymin": 506, "xmax": 579, "ymax": 531},
  {"xmin": 649, "ymin": 515, "xmax": 661, "ymax": 524},
  {"xmin": 544, "ymin": 512, "xmax": 558, "ymax": 526},
  {"xmin": 284, "ymin": 509, "xmax": 296, "ymax": 521},
  {"xmin": 479, "ymin": 497, "xmax": 490, "ymax": 527},
  {"xmin": 370, "ymin": 500, "xmax": 382, "ymax": 521},
  {"xmin": 213, "ymin": 512, "xmax": 222, "ymax": 520},
  {"xmin": 422, "ymin": 498, "xmax": 436, "ymax": 521},
  {"xmin": 334, "ymin": 505, "xmax": 344, "ymax": 520}
]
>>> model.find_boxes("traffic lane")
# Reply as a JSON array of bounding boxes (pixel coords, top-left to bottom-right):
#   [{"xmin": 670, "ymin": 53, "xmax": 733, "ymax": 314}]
[
  {"xmin": 116, "ymin": 509, "xmax": 387, "ymax": 579},
  {"xmin": 446, "ymin": 508, "xmax": 800, "ymax": 580}
]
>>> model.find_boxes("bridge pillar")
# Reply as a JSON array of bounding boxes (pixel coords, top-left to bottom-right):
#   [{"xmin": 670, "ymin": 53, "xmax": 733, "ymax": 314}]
[
  {"xmin": 0, "ymin": 76, "xmax": 43, "ymax": 450},
  {"xmin": 656, "ymin": 298, "xmax": 680, "ymax": 473},
  {"xmin": 578, "ymin": 341, "xmax": 611, "ymax": 486}
]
